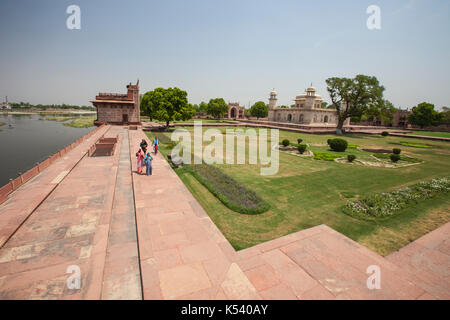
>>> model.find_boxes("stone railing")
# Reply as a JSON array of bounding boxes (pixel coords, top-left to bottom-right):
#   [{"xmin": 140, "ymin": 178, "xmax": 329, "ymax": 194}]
[{"xmin": 0, "ymin": 124, "xmax": 106, "ymax": 205}]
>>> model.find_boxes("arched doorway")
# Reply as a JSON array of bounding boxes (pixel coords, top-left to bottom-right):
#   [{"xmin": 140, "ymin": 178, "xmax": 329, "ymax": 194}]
[
  {"xmin": 287, "ymin": 114, "xmax": 292, "ymax": 122},
  {"xmin": 230, "ymin": 108, "xmax": 236, "ymax": 118},
  {"xmin": 299, "ymin": 114, "xmax": 304, "ymax": 123},
  {"xmin": 324, "ymin": 115, "xmax": 328, "ymax": 123}
]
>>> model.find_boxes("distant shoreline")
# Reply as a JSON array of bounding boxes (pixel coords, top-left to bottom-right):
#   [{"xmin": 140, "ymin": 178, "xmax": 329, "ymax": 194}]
[{"xmin": 0, "ymin": 110, "xmax": 96, "ymax": 115}]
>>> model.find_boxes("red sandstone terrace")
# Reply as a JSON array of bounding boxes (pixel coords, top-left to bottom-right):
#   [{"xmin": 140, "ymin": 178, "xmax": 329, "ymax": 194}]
[{"xmin": 0, "ymin": 126, "xmax": 448, "ymax": 300}]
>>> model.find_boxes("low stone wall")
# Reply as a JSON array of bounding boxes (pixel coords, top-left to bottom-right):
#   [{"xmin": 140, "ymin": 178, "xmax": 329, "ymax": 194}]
[{"xmin": 0, "ymin": 124, "xmax": 106, "ymax": 204}]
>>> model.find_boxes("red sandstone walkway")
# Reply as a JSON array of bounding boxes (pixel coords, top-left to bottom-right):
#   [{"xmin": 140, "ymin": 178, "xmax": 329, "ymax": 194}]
[
  {"xmin": 386, "ymin": 222, "xmax": 450, "ymax": 300},
  {"xmin": 0, "ymin": 125, "xmax": 110, "ymax": 249},
  {"xmin": 0, "ymin": 126, "xmax": 448, "ymax": 299}
]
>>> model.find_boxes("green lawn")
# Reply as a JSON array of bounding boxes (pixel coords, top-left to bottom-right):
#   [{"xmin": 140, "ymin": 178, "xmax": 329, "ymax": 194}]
[
  {"xmin": 146, "ymin": 128, "xmax": 450, "ymax": 256},
  {"xmin": 410, "ymin": 131, "xmax": 450, "ymax": 138}
]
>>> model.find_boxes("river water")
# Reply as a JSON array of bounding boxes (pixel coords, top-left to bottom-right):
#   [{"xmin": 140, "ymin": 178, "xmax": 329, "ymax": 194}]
[{"xmin": 0, "ymin": 114, "xmax": 95, "ymax": 187}]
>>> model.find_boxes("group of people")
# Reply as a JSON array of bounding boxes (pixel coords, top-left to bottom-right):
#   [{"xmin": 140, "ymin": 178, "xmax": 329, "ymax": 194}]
[{"xmin": 136, "ymin": 137, "xmax": 159, "ymax": 176}]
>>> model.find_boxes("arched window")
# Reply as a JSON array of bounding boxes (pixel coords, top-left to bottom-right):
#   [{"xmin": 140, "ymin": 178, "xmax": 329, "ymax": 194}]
[
  {"xmin": 287, "ymin": 114, "xmax": 292, "ymax": 122},
  {"xmin": 324, "ymin": 115, "xmax": 329, "ymax": 123},
  {"xmin": 299, "ymin": 114, "xmax": 304, "ymax": 123}
]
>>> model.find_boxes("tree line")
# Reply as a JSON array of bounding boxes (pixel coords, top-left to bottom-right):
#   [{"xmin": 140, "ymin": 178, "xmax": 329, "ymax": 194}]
[
  {"xmin": 140, "ymin": 76, "xmax": 448, "ymax": 132},
  {"xmin": 9, "ymin": 102, "xmax": 95, "ymax": 110},
  {"xmin": 140, "ymin": 87, "xmax": 270, "ymax": 127}
]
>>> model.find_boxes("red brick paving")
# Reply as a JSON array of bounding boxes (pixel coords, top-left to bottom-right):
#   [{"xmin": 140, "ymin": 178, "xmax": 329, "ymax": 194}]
[
  {"xmin": 0, "ymin": 125, "xmax": 110, "ymax": 249},
  {"xmin": 0, "ymin": 127, "xmax": 448, "ymax": 300},
  {"xmin": 386, "ymin": 222, "xmax": 450, "ymax": 300}
]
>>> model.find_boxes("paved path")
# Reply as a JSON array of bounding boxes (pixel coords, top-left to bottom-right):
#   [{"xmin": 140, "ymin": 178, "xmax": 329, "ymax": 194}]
[
  {"xmin": 101, "ymin": 128, "xmax": 141, "ymax": 299},
  {"xmin": 0, "ymin": 127, "xmax": 122, "ymax": 299},
  {"xmin": 0, "ymin": 127, "xmax": 448, "ymax": 299},
  {"xmin": 386, "ymin": 222, "xmax": 450, "ymax": 300},
  {"xmin": 0, "ymin": 125, "xmax": 110, "ymax": 249}
]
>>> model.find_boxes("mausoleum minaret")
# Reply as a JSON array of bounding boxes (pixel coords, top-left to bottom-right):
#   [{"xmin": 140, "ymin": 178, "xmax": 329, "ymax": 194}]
[
  {"xmin": 268, "ymin": 89, "xmax": 277, "ymax": 121},
  {"xmin": 269, "ymin": 89, "xmax": 277, "ymax": 110}
]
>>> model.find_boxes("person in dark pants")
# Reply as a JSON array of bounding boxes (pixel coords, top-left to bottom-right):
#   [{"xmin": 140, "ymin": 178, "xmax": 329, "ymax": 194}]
[{"xmin": 140, "ymin": 139, "xmax": 148, "ymax": 154}]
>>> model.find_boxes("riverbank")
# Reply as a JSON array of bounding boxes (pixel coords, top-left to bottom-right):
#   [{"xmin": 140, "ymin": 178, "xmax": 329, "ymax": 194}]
[
  {"xmin": 0, "ymin": 110, "xmax": 96, "ymax": 115},
  {"xmin": 40, "ymin": 115, "xmax": 96, "ymax": 128},
  {"xmin": 0, "ymin": 113, "xmax": 96, "ymax": 186}
]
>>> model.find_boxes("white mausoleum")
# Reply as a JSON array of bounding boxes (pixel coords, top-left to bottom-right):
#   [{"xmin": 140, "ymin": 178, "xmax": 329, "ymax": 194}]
[{"xmin": 267, "ymin": 85, "xmax": 349, "ymax": 126}]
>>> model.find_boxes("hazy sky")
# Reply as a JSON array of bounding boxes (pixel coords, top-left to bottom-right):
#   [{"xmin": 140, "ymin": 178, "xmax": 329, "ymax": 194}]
[{"xmin": 0, "ymin": 0, "xmax": 449, "ymax": 109}]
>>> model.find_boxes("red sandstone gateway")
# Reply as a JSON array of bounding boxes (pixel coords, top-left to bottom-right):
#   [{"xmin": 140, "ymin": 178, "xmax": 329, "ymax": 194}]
[{"xmin": 91, "ymin": 81, "xmax": 141, "ymax": 125}]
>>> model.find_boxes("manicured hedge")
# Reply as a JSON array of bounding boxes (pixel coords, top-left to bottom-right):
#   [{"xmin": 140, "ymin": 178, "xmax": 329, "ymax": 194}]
[
  {"xmin": 344, "ymin": 177, "xmax": 450, "ymax": 219},
  {"xmin": 390, "ymin": 154, "xmax": 400, "ymax": 162},
  {"xmin": 328, "ymin": 138, "xmax": 348, "ymax": 152},
  {"xmin": 298, "ymin": 144, "xmax": 307, "ymax": 154},
  {"xmin": 185, "ymin": 164, "xmax": 269, "ymax": 214}
]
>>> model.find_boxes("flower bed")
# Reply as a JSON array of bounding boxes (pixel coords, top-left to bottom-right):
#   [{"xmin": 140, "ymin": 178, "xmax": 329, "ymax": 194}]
[
  {"xmin": 344, "ymin": 177, "xmax": 450, "ymax": 219},
  {"xmin": 372, "ymin": 153, "xmax": 421, "ymax": 163},
  {"xmin": 185, "ymin": 164, "xmax": 270, "ymax": 215}
]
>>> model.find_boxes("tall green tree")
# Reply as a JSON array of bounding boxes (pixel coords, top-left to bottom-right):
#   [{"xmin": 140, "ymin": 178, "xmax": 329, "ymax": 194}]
[
  {"xmin": 141, "ymin": 87, "xmax": 190, "ymax": 127},
  {"xmin": 207, "ymin": 98, "xmax": 228, "ymax": 119},
  {"xmin": 326, "ymin": 75, "xmax": 385, "ymax": 133},
  {"xmin": 440, "ymin": 106, "xmax": 449, "ymax": 124},
  {"xmin": 365, "ymin": 99, "xmax": 397, "ymax": 125},
  {"xmin": 408, "ymin": 102, "xmax": 443, "ymax": 128},
  {"xmin": 249, "ymin": 101, "xmax": 268, "ymax": 119},
  {"xmin": 198, "ymin": 101, "xmax": 208, "ymax": 113}
]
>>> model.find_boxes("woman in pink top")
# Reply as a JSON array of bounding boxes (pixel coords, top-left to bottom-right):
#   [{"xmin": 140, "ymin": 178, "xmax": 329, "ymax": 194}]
[{"xmin": 136, "ymin": 148, "xmax": 144, "ymax": 174}]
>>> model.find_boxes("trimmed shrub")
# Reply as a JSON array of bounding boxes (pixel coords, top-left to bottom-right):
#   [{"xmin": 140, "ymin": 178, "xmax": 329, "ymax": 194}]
[
  {"xmin": 381, "ymin": 131, "xmax": 389, "ymax": 137},
  {"xmin": 328, "ymin": 138, "xmax": 348, "ymax": 152},
  {"xmin": 390, "ymin": 154, "xmax": 400, "ymax": 163},
  {"xmin": 297, "ymin": 144, "xmax": 307, "ymax": 154},
  {"xmin": 347, "ymin": 155, "xmax": 356, "ymax": 162},
  {"xmin": 327, "ymin": 139, "xmax": 332, "ymax": 145},
  {"xmin": 281, "ymin": 139, "xmax": 290, "ymax": 147},
  {"xmin": 393, "ymin": 148, "xmax": 401, "ymax": 155},
  {"xmin": 185, "ymin": 164, "xmax": 269, "ymax": 215},
  {"xmin": 297, "ymin": 138, "xmax": 303, "ymax": 144}
]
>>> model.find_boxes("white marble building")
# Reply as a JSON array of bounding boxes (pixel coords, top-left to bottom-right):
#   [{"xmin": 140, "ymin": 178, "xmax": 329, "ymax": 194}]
[{"xmin": 267, "ymin": 86, "xmax": 349, "ymax": 126}]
